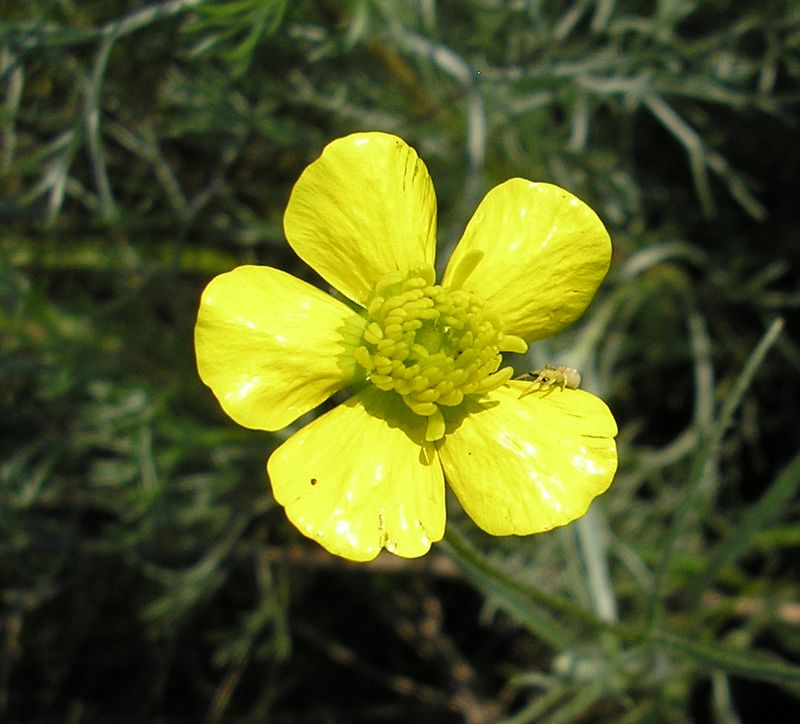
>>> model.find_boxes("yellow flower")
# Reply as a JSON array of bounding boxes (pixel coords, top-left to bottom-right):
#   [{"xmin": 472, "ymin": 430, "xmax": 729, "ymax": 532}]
[{"xmin": 195, "ymin": 132, "xmax": 617, "ymax": 562}]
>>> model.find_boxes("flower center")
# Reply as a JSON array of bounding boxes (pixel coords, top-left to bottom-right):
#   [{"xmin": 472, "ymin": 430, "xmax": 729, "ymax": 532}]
[{"xmin": 354, "ymin": 264, "xmax": 526, "ymax": 441}]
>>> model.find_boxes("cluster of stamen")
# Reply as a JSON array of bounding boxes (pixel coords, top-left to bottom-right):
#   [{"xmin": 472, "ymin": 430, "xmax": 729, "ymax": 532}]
[{"xmin": 354, "ymin": 264, "xmax": 526, "ymax": 441}]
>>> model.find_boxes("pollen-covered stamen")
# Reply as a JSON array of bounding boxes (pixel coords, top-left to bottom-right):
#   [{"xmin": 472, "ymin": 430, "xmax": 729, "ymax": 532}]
[{"xmin": 354, "ymin": 265, "xmax": 527, "ymax": 441}]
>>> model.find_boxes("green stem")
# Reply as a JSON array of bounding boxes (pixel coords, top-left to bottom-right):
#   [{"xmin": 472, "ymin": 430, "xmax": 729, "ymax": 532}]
[{"xmin": 442, "ymin": 523, "xmax": 640, "ymax": 647}]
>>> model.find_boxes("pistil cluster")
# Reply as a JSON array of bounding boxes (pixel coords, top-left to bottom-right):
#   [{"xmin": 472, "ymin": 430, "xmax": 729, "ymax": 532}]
[{"xmin": 354, "ymin": 264, "xmax": 526, "ymax": 441}]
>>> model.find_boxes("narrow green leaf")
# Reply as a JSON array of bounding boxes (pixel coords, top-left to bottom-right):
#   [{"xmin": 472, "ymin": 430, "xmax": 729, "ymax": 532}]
[
  {"xmin": 654, "ymin": 629, "xmax": 800, "ymax": 690},
  {"xmin": 688, "ymin": 448, "xmax": 800, "ymax": 608},
  {"xmin": 543, "ymin": 680, "xmax": 607, "ymax": 724},
  {"xmin": 442, "ymin": 525, "xmax": 577, "ymax": 651},
  {"xmin": 648, "ymin": 318, "xmax": 785, "ymax": 628}
]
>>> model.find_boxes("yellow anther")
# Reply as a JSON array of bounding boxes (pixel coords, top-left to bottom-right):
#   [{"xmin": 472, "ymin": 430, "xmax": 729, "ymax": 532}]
[
  {"xmin": 384, "ymin": 323, "xmax": 404, "ymax": 339},
  {"xmin": 425, "ymin": 409, "xmax": 446, "ymax": 441},
  {"xmin": 363, "ymin": 322, "xmax": 384, "ymax": 345}
]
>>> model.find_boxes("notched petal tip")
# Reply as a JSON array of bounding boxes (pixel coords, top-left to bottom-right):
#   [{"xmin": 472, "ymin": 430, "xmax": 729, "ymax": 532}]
[
  {"xmin": 443, "ymin": 179, "xmax": 612, "ymax": 342},
  {"xmin": 439, "ymin": 385, "xmax": 617, "ymax": 536},
  {"xmin": 194, "ymin": 265, "xmax": 359, "ymax": 431},
  {"xmin": 268, "ymin": 390, "xmax": 446, "ymax": 562},
  {"xmin": 283, "ymin": 132, "xmax": 438, "ymax": 305}
]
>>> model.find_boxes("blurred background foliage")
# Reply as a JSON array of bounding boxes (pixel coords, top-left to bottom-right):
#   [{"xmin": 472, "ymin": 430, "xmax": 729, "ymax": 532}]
[{"xmin": 2, "ymin": 0, "xmax": 800, "ymax": 721}]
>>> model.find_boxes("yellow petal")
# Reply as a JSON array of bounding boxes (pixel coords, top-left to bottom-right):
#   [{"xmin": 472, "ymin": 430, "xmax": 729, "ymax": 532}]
[
  {"xmin": 442, "ymin": 179, "xmax": 611, "ymax": 341},
  {"xmin": 439, "ymin": 383, "xmax": 617, "ymax": 536},
  {"xmin": 268, "ymin": 389, "xmax": 445, "ymax": 561},
  {"xmin": 284, "ymin": 132, "xmax": 438, "ymax": 305},
  {"xmin": 195, "ymin": 265, "xmax": 363, "ymax": 430}
]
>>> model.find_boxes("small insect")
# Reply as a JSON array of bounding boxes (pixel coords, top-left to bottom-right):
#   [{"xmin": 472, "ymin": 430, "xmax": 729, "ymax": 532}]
[{"xmin": 517, "ymin": 365, "xmax": 581, "ymax": 398}]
